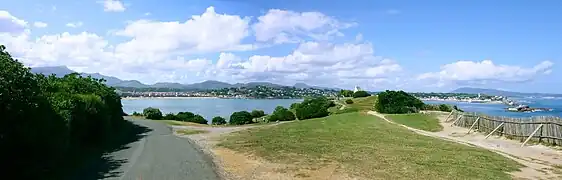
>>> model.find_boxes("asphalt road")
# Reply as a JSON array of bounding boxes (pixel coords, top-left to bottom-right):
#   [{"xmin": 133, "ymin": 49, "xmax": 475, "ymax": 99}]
[{"xmin": 102, "ymin": 118, "xmax": 220, "ymax": 180}]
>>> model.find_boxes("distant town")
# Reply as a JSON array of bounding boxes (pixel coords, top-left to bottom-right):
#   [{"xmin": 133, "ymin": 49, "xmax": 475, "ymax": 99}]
[{"xmin": 117, "ymin": 85, "xmax": 339, "ymax": 99}]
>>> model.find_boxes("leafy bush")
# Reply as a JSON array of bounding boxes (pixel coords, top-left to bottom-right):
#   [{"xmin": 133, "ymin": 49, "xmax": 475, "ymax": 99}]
[
  {"xmin": 269, "ymin": 106, "xmax": 296, "ymax": 121},
  {"xmin": 339, "ymin": 90, "xmax": 354, "ymax": 97},
  {"xmin": 352, "ymin": 90, "xmax": 370, "ymax": 98},
  {"xmin": 453, "ymin": 105, "xmax": 464, "ymax": 112},
  {"xmin": 251, "ymin": 109, "xmax": 266, "ymax": 118},
  {"xmin": 163, "ymin": 113, "xmax": 177, "ymax": 120},
  {"xmin": 374, "ymin": 90, "xmax": 424, "ymax": 114},
  {"xmin": 295, "ymin": 97, "xmax": 334, "ymax": 120},
  {"xmin": 212, "ymin": 116, "xmax": 227, "ymax": 125},
  {"xmin": 176, "ymin": 111, "xmax": 195, "ymax": 121},
  {"xmin": 0, "ymin": 45, "xmax": 125, "ymax": 178},
  {"xmin": 143, "ymin": 107, "xmax": 163, "ymax": 120},
  {"xmin": 290, "ymin": 102, "xmax": 300, "ymax": 110},
  {"xmin": 191, "ymin": 115, "xmax": 208, "ymax": 124},
  {"xmin": 229, "ymin": 111, "xmax": 253, "ymax": 125},
  {"xmin": 439, "ymin": 104, "xmax": 453, "ymax": 112},
  {"xmin": 132, "ymin": 111, "xmax": 143, "ymax": 116},
  {"xmin": 345, "ymin": 99, "xmax": 354, "ymax": 104}
]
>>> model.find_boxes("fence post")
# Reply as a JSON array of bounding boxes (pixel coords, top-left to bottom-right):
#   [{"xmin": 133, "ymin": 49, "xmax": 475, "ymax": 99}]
[
  {"xmin": 445, "ymin": 110, "xmax": 454, "ymax": 122},
  {"xmin": 451, "ymin": 114, "xmax": 463, "ymax": 127},
  {"xmin": 485, "ymin": 122, "xmax": 504, "ymax": 139},
  {"xmin": 467, "ymin": 117, "xmax": 480, "ymax": 134},
  {"xmin": 521, "ymin": 124, "xmax": 544, "ymax": 147}
]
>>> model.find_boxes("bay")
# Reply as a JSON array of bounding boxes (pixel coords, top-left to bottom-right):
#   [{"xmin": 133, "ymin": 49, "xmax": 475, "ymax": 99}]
[
  {"xmin": 121, "ymin": 98, "xmax": 303, "ymax": 120},
  {"xmin": 424, "ymin": 97, "xmax": 562, "ymax": 118}
]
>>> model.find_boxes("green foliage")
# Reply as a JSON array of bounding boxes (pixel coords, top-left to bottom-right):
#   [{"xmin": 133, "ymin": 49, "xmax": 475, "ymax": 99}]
[
  {"xmin": 251, "ymin": 109, "xmax": 266, "ymax": 118},
  {"xmin": 229, "ymin": 111, "xmax": 253, "ymax": 125},
  {"xmin": 330, "ymin": 107, "xmax": 360, "ymax": 115},
  {"xmin": 132, "ymin": 111, "xmax": 142, "ymax": 116},
  {"xmin": 143, "ymin": 107, "xmax": 163, "ymax": 120},
  {"xmin": 439, "ymin": 104, "xmax": 453, "ymax": 112},
  {"xmin": 269, "ymin": 106, "xmax": 296, "ymax": 121},
  {"xmin": 163, "ymin": 113, "xmax": 177, "ymax": 120},
  {"xmin": 339, "ymin": 90, "xmax": 354, "ymax": 97},
  {"xmin": 212, "ymin": 116, "xmax": 227, "ymax": 125},
  {"xmin": 345, "ymin": 99, "xmax": 354, "ymax": 104},
  {"xmin": 375, "ymin": 90, "xmax": 424, "ymax": 114},
  {"xmin": 0, "ymin": 45, "xmax": 124, "ymax": 178},
  {"xmin": 295, "ymin": 97, "xmax": 334, "ymax": 120},
  {"xmin": 176, "ymin": 111, "xmax": 195, "ymax": 121},
  {"xmin": 421, "ymin": 104, "xmax": 453, "ymax": 112},
  {"xmin": 352, "ymin": 90, "xmax": 370, "ymax": 98},
  {"xmin": 453, "ymin": 105, "xmax": 464, "ymax": 112},
  {"xmin": 191, "ymin": 115, "xmax": 208, "ymax": 124},
  {"xmin": 290, "ymin": 102, "xmax": 300, "ymax": 110}
]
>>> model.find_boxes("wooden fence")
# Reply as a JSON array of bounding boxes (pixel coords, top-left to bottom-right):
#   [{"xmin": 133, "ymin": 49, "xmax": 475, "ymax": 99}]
[{"xmin": 446, "ymin": 110, "xmax": 562, "ymax": 146}]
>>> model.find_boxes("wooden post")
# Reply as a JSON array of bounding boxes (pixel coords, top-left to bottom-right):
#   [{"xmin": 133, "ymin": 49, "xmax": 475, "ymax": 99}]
[
  {"xmin": 485, "ymin": 122, "xmax": 504, "ymax": 139},
  {"xmin": 521, "ymin": 124, "xmax": 544, "ymax": 147},
  {"xmin": 467, "ymin": 117, "xmax": 480, "ymax": 134},
  {"xmin": 444, "ymin": 111, "xmax": 454, "ymax": 122},
  {"xmin": 451, "ymin": 115, "xmax": 463, "ymax": 127}
]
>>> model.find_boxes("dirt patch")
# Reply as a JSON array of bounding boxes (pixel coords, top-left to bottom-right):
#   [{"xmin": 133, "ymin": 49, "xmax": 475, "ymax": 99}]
[
  {"xmin": 369, "ymin": 111, "xmax": 562, "ymax": 180},
  {"xmin": 172, "ymin": 122, "xmax": 357, "ymax": 180}
]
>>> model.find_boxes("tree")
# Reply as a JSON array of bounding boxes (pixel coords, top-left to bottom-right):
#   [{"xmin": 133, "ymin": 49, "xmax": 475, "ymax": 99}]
[
  {"xmin": 295, "ymin": 97, "xmax": 333, "ymax": 120},
  {"xmin": 269, "ymin": 106, "xmax": 296, "ymax": 121},
  {"xmin": 345, "ymin": 99, "xmax": 354, "ymax": 104},
  {"xmin": 339, "ymin": 90, "xmax": 354, "ymax": 97},
  {"xmin": 143, "ymin": 107, "xmax": 163, "ymax": 120},
  {"xmin": 176, "ymin": 111, "xmax": 195, "ymax": 122},
  {"xmin": 290, "ymin": 102, "xmax": 300, "ymax": 110},
  {"xmin": 352, "ymin": 90, "xmax": 370, "ymax": 98},
  {"xmin": 251, "ymin": 109, "xmax": 265, "ymax": 118},
  {"xmin": 191, "ymin": 115, "xmax": 208, "ymax": 124},
  {"xmin": 163, "ymin": 113, "xmax": 177, "ymax": 120},
  {"xmin": 439, "ymin": 104, "xmax": 453, "ymax": 112},
  {"xmin": 374, "ymin": 90, "xmax": 424, "ymax": 114},
  {"xmin": 212, "ymin": 116, "xmax": 227, "ymax": 125},
  {"xmin": 229, "ymin": 111, "xmax": 253, "ymax": 125}
]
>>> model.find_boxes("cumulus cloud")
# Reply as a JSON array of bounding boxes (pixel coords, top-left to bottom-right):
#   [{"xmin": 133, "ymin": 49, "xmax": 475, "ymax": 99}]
[
  {"xmin": 33, "ymin": 21, "xmax": 48, "ymax": 28},
  {"xmin": 253, "ymin": 9, "xmax": 355, "ymax": 44},
  {"xmin": 417, "ymin": 60, "xmax": 554, "ymax": 86},
  {"xmin": 66, "ymin": 22, "xmax": 83, "ymax": 28},
  {"xmin": 0, "ymin": 11, "xmax": 27, "ymax": 33},
  {"xmin": 99, "ymin": 0, "xmax": 126, "ymax": 12}
]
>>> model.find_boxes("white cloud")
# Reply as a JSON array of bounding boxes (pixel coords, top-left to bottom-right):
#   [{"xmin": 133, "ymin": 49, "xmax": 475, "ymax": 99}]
[
  {"xmin": 33, "ymin": 21, "xmax": 48, "ymax": 28},
  {"xmin": 99, "ymin": 0, "xmax": 126, "ymax": 12},
  {"xmin": 0, "ymin": 11, "xmax": 27, "ymax": 33},
  {"xmin": 253, "ymin": 9, "xmax": 354, "ymax": 44},
  {"xmin": 417, "ymin": 60, "xmax": 554, "ymax": 85},
  {"xmin": 66, "ymin": 22, "xmax": 83, "ymax": 28},
  {"xmin": 114, "ymin": 6, "xmax": 251, "ymax": 55}
]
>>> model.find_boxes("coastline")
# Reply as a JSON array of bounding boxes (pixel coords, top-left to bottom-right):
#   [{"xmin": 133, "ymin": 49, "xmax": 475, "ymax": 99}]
[
  {"xmin": 420, "ymin": 98, "xmax": 504, "ymax": 104},
  {"xmin": 121, "ymin": 96, "xmax": 219, "ymax": 100}
]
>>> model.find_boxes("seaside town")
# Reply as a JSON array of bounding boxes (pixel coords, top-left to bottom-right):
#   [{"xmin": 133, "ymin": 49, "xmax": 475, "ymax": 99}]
[{"xmin": 118, "ymin": 86, "xmax": 339, "ymax": 99}]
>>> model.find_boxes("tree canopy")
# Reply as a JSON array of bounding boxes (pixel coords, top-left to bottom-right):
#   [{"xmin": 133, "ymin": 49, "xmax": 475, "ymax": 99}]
[{"xmin": 374, "ymin": 90, "xmax": 424, "ymax": 114}]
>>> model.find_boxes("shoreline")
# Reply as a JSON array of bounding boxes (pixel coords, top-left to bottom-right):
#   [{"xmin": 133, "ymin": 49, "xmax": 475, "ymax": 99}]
[
  {"xmin": 121, "ymin": 96, "xmax": 219, "ymax": 100},
  {"xmin": 420, "ymin": 98, "xmax": 504, "ymax": 104}
]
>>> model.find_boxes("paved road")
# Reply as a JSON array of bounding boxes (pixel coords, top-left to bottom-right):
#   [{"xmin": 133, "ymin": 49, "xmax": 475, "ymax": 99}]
[{"xmin": 102, "ymin": 118, "xmax": 220, "ymax": 180}]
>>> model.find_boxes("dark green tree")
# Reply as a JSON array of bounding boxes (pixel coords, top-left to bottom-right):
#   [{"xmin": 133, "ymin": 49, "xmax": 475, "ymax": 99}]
[
  {"xmin": 374, "ymin": 90, "xmax": 424, "ymax": 114},
  {"xmin": 295, "ymin": 97, "xmax": 333, "ymax": 120},
  {"xmin": 143, "ymin": 107, "xmax": 163, "ymax": 120},
  {"xmin": 269, "ymin": 106, "xmax": 296, "ymax": 121},
  {"xmin": 251, "ymin": 109, "xmax": 266, "ymax": 118},
  {"xmin": 352, "ymin": 90, "xmax": 370, "ymax": 98},
  {"xmin": 345, "ymin": 99, "xmax": 354, "ymax": 104},
  {"xmin": 212, "ymin": 116, "xmax": 227, "ymax": 125},
  {"xmin": 229, "ymin": 111, "xmax": 253, "ymax": 125}
]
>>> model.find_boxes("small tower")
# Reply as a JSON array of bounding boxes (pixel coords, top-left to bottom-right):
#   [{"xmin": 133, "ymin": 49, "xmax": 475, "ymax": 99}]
[{"xmin": 353, "ymin": 86, "xmax": 362, "ymax": 93}]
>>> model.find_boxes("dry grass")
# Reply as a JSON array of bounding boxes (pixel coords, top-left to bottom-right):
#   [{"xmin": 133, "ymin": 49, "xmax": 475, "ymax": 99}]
[
  {"xmin": 176, "ymin": 129, "xmax": 209, "ymax": 135},
  {"xmin": 219, "ymin": 112, "xmax": 523, "ymax": 180},
  {"xmin": 386, "ymin": 113, "xmax": 444, "ymax": 132},
  {"xmin": 347, "ymin": 96, "xmax": 377, "ymax": 111}
]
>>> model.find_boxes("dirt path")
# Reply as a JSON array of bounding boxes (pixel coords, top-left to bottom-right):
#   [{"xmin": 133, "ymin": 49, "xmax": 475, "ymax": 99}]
[{"xmin": 368, "ymin": 111, "xmax": 562, "ymax": 180}]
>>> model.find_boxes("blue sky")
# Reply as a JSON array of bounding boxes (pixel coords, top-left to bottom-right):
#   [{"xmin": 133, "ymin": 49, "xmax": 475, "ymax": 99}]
[{"xmin": 1, "ymin": 0, "xmax": 560, "ymax": 93}]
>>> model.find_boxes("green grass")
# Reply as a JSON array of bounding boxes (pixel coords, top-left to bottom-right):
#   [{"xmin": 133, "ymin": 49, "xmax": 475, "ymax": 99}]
[
  {"xmin": 159, "ymin": 120, "xmax": 210, "ymax": 127},
  {"xmin": 347, "ymin": 96, "xmax": 377, "ymax": 111},
  {"xmin": 386, "ymin": 113, "xmax": 444, "ymax": 132},
  {"xmin": 219, "ymin": 112, "xmax": 522, "ymax": 180},
  {"xmin": 176, "ymin": 129, "xmax": 209, "ymax": 135}
]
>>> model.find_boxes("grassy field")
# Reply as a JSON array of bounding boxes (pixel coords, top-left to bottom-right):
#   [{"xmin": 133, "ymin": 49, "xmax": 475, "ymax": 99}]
[
  {"xmin": 346, "ymin": 96, "xmax": 377, "ymax": 111},
  {"xmin": 386, "ymin": 113, "xmax": 444, "ymax": 132},
  {"xmin": 219, "ymin": 112, "xmax": 522, "ymax": 180}
]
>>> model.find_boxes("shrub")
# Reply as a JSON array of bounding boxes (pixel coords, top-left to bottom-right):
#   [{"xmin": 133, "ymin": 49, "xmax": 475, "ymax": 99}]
[
  {"xmin": 163, "ymin": 113, "xmax": 177, "ymax": 120},
  {"xmin": 212, "ymin": 116, "xmax": 227, "ymax": 125},
  {"xmin": 422, "ymin": 104, "xmax": 440, "ymax": 111},
  {"xmin": 352, "ymin": 90, "xmax": 370, "ymax": 98},
  {"xmin": 290, "ymin": 102, "xmax": 300, "ymax": 110},
  {"xmin": 339, "ymin": 90, "xmax": 354, "ymax": 97},
  {"xmin": 251, "ymin": 109, "xmax": 266, "ymax": 118},
  {"xmin": 229, "ymin": 111, "xmax": 253, "ymax": 125},
  {"xmin": 269, "ymin": 106, "xmax": 296, "ymax": 121},
  {"xmin": 143, "ymin": 107, "xmax": 163, "ymax": 120},
  {"xmin": 132, "ymin": 111, "xmax": 142, "ymax": 116},
  {"xmin": 176, "ymin": 111, "xmax": 195, "ymax": 121},
  {"xmin": 453, "ymin": 105, "xmax": 464, "ymax": 112},
  {"xmin": 295, "ymin": 97, "xmax": 333, "ymax": 120},
  {"xmin": 374, "ymin": 90, "xmax": 424, "ymax": 114},
  {"xmin": 345, "ymin": 99, "xmax": 354, "ymax": 104},
  {"xmin": 191, "ymin": 115, "xmax": 208, "ymax": 124},
  {"xmin": 439, "ymin": 104, "xmax": 453, "ymax": 112}
]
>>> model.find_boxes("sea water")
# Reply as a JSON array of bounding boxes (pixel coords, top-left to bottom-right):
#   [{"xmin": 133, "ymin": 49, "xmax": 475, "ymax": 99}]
[{"xmin": 424, "ymin": 97, "xmax": 562, "ymax": 118}]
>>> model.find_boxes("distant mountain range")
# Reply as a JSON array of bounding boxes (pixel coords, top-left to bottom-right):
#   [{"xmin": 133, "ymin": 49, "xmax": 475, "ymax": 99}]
[
  {"xmin": 30, "ymin": 66, "xmax": 338, "ymax": 90},
  {"xmin": 451, "ymin": 87, "xmax": 562, "ymax": 97}
]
